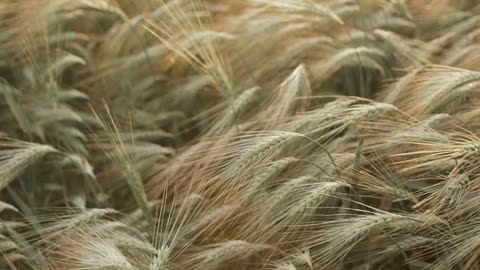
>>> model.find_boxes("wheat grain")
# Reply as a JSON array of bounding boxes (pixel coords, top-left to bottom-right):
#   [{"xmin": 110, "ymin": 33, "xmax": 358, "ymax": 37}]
[
  {"xmin": 188, "ymin": 240, "xmax": 270, "ymax": 269},
  {"xmin": 286, "ymin": 182, "xmax": 348, "ymax": 220}
]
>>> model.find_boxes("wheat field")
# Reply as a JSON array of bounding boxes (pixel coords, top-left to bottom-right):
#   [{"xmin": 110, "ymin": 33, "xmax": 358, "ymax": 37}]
[{"xmin": 1, "ymin": 0, "xmax": 480, "ymax": 269}]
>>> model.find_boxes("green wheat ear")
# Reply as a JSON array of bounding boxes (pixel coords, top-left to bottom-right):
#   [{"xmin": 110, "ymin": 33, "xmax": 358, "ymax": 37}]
[
  {"xmin": 0, "ymin": 139, "xmax": 58, "ymax": 191},
  {"xmin": 90, "ymin": 103, "xmax": 154, "ymax": 231}
]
